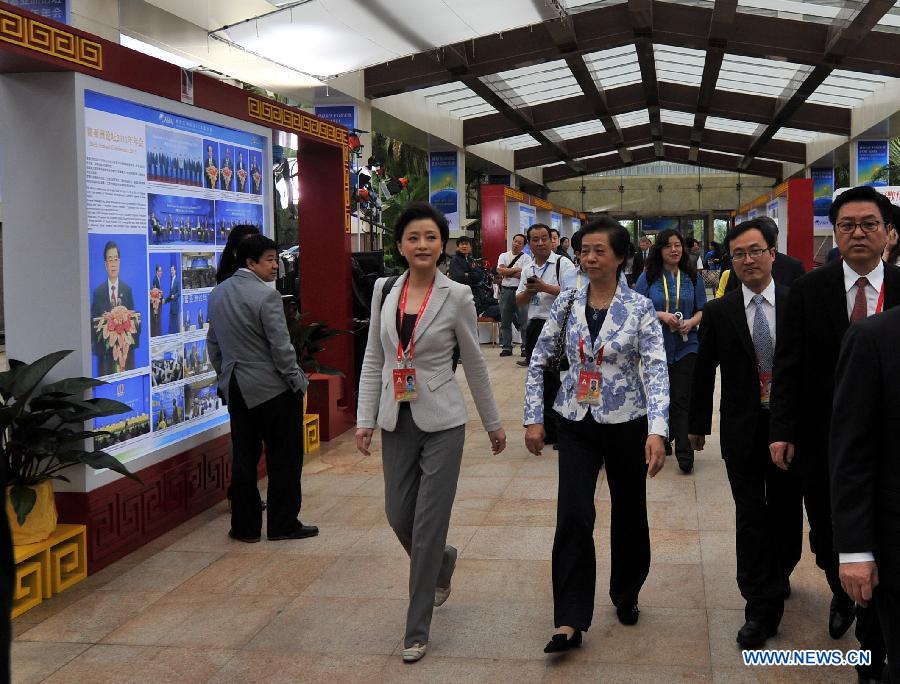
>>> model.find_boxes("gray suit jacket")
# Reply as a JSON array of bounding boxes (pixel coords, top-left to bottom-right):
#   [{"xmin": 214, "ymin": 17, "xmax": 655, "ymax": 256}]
[
  {"xmin": 206, "ymin": 269, "xmax": 307, "ymax": 408},
  {"xmin": 357, "ymin": 270, "xmax": 502, "ymax": 433}
]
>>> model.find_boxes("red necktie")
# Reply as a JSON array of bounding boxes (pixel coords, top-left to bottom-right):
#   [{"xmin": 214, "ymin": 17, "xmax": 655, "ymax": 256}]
[
  {"xmin": 850, "ymin": 277, "xmax": 868, "ymax": 323},
  {"xmin": 111, "ymin": 285, "xmax": 117, "ymax": 308}
]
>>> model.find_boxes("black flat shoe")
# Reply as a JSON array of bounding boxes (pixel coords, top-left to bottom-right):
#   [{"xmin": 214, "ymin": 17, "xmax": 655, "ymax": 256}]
[
  {"xmin": 616, "ymin": 603, "xmax": 640, "ymax": 625},
  {"xmin": 829, "ymin": 594, "xmax": 855, "ymax": 639},
  {"xmin": 543, "ymin": 630, "xmax": 582, "ymax": 653},
  {"xmin": 736, "ymin": 620, "xmax": 777, "ymax": 648},
  {"xmin": 268, "ymin": 522, "xmax": 319, "ymax": 541},
  {"xmin": 228, "ymin": 529, "xmax": 261, "ymax": 543},
  {"xmin": 678, "ymin": 460, "xmax": 694, "ymax": 474}
]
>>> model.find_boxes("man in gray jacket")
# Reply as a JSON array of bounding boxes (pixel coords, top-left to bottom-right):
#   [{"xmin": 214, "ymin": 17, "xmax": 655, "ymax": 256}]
[{"xmin": 207, "ymin": 234, "xmax": 317, "ymax": 542}]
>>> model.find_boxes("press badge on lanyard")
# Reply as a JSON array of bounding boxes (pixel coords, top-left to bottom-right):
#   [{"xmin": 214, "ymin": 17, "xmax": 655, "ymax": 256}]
[
  {"xmin": 576, "ymin": 338, "xmax": 603, "ymax": 405},
  {"xmin": 758, "ymin": 372, "xmax": 772, "ymax": 408},
  {"xmin": 393, "ymin": 277, "xmax": 434, "ymax": 402}
]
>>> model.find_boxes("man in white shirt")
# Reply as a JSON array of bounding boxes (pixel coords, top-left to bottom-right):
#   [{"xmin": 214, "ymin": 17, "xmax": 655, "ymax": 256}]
[
  {"xmin": 515, "ymin": 223, "xmax": 576, "ymax": 367},
  {"xmin": 769, "ymin": 185, "xmax": 898, "ymax": 682},
  {"xmin": 496, "ymin": 233, "xmax": 531, "ymax": 357},
  {"xmin": 689, "ymin": 219, "xmax": 802, "ymax": 649}
]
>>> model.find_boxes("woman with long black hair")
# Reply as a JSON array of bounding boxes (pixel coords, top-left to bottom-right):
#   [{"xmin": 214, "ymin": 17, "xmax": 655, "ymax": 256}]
[
  {"xmin": 635, "ymin": 229, "xmax": 706, "ymax": 473},
  {"xmin": 217, "ymin": 224, "xmax": 261, "ymax": 283}
]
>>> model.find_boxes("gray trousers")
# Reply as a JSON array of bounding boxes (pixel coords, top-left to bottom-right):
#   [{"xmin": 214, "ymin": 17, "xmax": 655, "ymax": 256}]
[
  {"xmin": 381, "ymin": 404, "xmax": 465, "ymax": 646},
  {"xmin": 499, "ymin": 285, "xmax": 528, "ymax": 350}
]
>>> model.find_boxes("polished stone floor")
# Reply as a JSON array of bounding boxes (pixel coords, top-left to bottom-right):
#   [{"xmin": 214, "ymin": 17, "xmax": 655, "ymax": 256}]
[{"xmin": 12, "ymin": 350, "xmax": 858, "ymax": 683}]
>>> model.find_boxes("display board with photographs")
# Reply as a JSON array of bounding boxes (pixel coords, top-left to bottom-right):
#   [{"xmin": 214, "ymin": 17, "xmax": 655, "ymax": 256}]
[{"xmin": 84, "ymin": 90, "xmax": 270, "ymax": 463}]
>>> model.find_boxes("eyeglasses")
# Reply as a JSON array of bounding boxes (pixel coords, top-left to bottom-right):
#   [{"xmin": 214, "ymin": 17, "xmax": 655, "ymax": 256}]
[
  {"xmin": 835, "ymin": 220, "xmax": 882, "ymax": 234},
  {"xmin": 731, "ymin": 247, "xmax": 771, "ymax": 262}
]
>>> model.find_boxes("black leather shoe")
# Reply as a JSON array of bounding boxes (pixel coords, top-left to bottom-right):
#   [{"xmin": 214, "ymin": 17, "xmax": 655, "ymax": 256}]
[
  {"xmin": 736, "ymin": 620, "xmax": 777, "ymax": 648},
  {"xmin": 543, "ymin": 630, "xmax": 582, "ymax": 653},
  {"xmin": 268, "ymin": 522, "xmax": 319, "ymax": 541},
  {"xmin": 228, "ymin": 529, "xmax": 261, "ymax": 543},
  {"xmin": 855, "ymin": 665, "xmax": 888, "ymax": 683},
  {"xmin": 829, "ymin": 594, "xmax": 855, "ymax": 639},
  {"xmin": 499, "ymin": 349, "xmax": 512, "ymax": 357},
  {"xmin": 516, "ymin": 359, "xmax": 528, "ymax": 367},
  {"xmin": 616, "ymin": 603, "xmax": 640, "ymax": 625},
  {"xmin": 678, "ymin": 460, "xmax": 694, "ymax": 474}
]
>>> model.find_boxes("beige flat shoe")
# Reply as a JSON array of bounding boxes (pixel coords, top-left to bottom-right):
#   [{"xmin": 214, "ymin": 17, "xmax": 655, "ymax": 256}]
[
  {"xmin": 401, "ymin": 642, "xmax": 427, "ymax": 663},
  {"xmin": 434, "ymin": 584, "xmax": 451, "ymax": 607}
]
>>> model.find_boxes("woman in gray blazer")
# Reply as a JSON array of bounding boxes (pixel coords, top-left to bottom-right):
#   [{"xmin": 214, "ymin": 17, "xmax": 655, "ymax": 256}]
[{"xmin": 356, "ymin": 203, "xmax": 507, "ymax": 663}]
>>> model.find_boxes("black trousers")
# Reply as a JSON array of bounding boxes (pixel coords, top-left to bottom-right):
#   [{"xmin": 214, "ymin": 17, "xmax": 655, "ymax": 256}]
[
  {"xmin": 227, "ymin": 376, "xmax": 303, "ymax": 537},
  {"xmin": 722, "ymin": 410, "xmax": 803, "ymax": 626},
  {"xmin": 524, "ymin": 317, "xmax": 546, "ymax": 363},
  {"xmin": 874, "ymin": 583, "xmax": 900, "ymax": 683},
  {"xmin": 668, "ymin": 354, "xmax": 696, "ymax": 468},
  {"xmin": 553, "ymin": 414, "xmax": 650, "ymax": 631}
]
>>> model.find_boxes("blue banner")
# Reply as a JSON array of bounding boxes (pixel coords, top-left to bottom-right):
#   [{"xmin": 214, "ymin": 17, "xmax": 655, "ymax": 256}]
[
  {"xmin": 429, "ymin": 151, "xmax": 459, "ymax": 229},
  {"xmin": 811, "ymin": 167, "xmax": 834, "ymax": 230},
  {"xmin": 314, "ymin": 105, "xmax": 356, "ymax": 131},
  {"xmin": 857, "ymin": 140, "xmax": 889, "ymax": 187},
  {"xmin": 8, "ymin": 0, "xmax": 68, "ymax": 24}
]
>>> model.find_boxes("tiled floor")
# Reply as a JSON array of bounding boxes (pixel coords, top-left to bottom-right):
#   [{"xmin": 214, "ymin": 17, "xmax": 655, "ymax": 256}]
[{"xmin": 12, "ymin": 351, "xmax": 860, "ymax": 683}]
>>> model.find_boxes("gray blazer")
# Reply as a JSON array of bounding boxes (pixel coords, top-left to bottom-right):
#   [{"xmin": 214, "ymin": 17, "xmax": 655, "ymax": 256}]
[
  {"xmin": 357, "ymin": 270, "xmax": 502, "ymax": 433},
  {"xmin": 207, "ymin": 269, "xmax": 307, "ymax": 408}
]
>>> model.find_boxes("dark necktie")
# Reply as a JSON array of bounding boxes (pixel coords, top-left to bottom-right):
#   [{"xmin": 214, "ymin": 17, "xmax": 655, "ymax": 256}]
[
  {"xmin": 751, "ymin": 294, "xmax": 773, "ymax": 373},
  {"xmin": 850, "ymin": 277, "xmax": 869, "ymax": 323},
  {"xmin": 111, "ymin": 285, "xmax": 117, "ymax": 307}
]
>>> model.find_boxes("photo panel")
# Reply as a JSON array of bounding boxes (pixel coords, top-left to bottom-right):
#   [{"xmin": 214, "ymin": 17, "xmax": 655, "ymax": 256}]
[
  {"xmin": 148, "ymin": 252, "xmax": 182, "ymax": 338},
  {"xmin": 183, "ymin": 338, "xmax": 212, "ymax": 378},
  {"xmin": 185, "ymin": 376, "xmax": 222, "ymax": 421},
  {"xmin": 148, "ymin": 193, "xmax": 215, "ymax": 247},
  {"xmin": 182, "ymin": 292, "xmax": 209, "ymax": 333},
  {"xmin": 219, "ymin": 143, "xmax": 236, "ymax": 192},
  {"xmin": 249, "ymin": 150, "xmax": 264, "ymax": 195},
  {"xmin": 151, "ymin": 385, "xmax": 186, "ymax": 431},
  {"xmin": 93, "ymin": 374, "xmax": 152, "ymax": 451},
  {"xmin": 146, "ymin": 127, "xmax": 202, "ymax": 188},
  {"xmin": 181, "ymin": 252, "xmax": 217, "ymax": 290},
  {"xmin": 150, "ymin": 337, "xmax": 184, "ymax": 387},
  {"xmin": 215, "ymin": 200, "xmax": 264, "ymax": 245},
  {"xmin": 202, "ymin": 139, "xmax": 220, "ymax": 190},
  {"xmin": 235, "ymin": 148, "xmax": 250, "ymax": 193},
  {"xmin": 88, "ymin": 233, "xmax": 150, "ymax": 378}
]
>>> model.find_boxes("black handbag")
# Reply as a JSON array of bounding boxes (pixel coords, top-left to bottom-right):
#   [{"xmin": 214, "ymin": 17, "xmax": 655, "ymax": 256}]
[{"xmin": 541, "ymin": 291, "xmax": 576, "ymax": 445}]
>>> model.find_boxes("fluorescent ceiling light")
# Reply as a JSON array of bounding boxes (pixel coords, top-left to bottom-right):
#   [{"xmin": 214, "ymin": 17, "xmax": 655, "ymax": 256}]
[{"xmin": 120, "ymin": 34, "xmax": 200, "ymax": 70}]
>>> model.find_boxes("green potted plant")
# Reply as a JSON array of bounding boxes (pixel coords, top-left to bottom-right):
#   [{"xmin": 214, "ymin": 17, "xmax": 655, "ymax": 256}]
[{"xmin": 1, "ymin": 350, "xmax": 140, "ymax": 545}]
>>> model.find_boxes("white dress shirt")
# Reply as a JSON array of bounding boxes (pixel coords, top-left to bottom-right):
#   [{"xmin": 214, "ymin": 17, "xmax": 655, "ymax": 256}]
[
  {"xmin": 842, "ymin": 260, "xmax": 884, "ymax": 319},
  {"xmin": 742, "ymin": 279, "xmax": 777, "ymax": 348},
  {"xmin": 515, "ymin": 252, "xmax": 576, "ymax": 320},
  {"xmin": 839, "ymin": 260, "xmax": 884, "ymax": 565},
  {"xmin": 497, "ymin": 250, "xmax": 531, "ymax": 288}
]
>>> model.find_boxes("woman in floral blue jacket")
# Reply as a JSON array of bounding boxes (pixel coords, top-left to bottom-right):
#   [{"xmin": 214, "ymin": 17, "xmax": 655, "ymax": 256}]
[{"xmin": 524, "ymin": 216, "xmax": 669, "ymax": 654}]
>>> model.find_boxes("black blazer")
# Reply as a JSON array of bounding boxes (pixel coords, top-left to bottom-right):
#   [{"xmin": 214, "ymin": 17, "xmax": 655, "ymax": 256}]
[
  {"xmin": 724, "ymin": 251, "xmax": 805, "ymax": 292},
  {"xmin": 829, "ymin": 306, "xmax": 900, "ymax": 586},
  {"xmin": 769, "ymin": 259, "xmax": 900, "ymax": 459},
  {"xmin": 632, "ymin": 249, "xmax": 650, "ymax": 277},
  {"xmin": 689, "ymin": 283, "xmax": 788, "ymax": 462}
]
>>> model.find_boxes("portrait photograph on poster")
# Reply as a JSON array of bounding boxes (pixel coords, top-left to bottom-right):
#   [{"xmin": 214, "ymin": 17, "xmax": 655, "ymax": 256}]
[
  {"xmin": 148, "ymin": 253, "xmax": 182, "ymax": 338},
  {"xmin": 183, "ymin": 339, "xmax": 211, "ymax": 378},
  {"xmin": 249, "ymin": 150, "xmax": 264, "ymax": 195},
  {"xmin": 93, "ymin": 374, "xmax": 152, "ymax": 451},
  {"xmin": 89, "ymin": 233, "xmax": 149, "ymax": 379},
  {"xmin": 181, "ymin": 252, "xmax": 217, "ymax": 290},
  {"xmin": 185, "ymin": 377, "xmax": 222, "ymax": 421},
  {"xmin": 235, "ymin": 148, "xmax": 251, "ymax": 193},
  {"xmin": 146, "ymin": 127, "xmax": 202, "ymax": 188},
  {"xmin": 202, "ymin": 139, "xmax": 220, "ymax": 190},
  {"xmin": 182, "ymin": 292, "xmax": 209, "ymax": 333},
  {"xmin": 150, "ymin": 337, "xmax": 184, "ymax": 387},
  {"xmin": 148, "ymin": 193, "xmax": 216, "ymax": 246},
  {"xmin": 152, "ymin": 386, "xmax": 186, "ymax": 431},
  {"xmin": 219, "ymin": 143, "xmax": 236, "ymax": 192},
  {"xmin": 214, "ymin": 200, "xmax": 264, "ymax": 245}
]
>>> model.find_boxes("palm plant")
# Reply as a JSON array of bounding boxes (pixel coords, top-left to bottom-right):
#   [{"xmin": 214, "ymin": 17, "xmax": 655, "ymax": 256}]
[
  {"xmin": 283, "ymin": 299, "xmax": 349, "ymax": 376},
  {"xmin": 0, "ymin": 350, "xmax": 140, "ymax": 525}
]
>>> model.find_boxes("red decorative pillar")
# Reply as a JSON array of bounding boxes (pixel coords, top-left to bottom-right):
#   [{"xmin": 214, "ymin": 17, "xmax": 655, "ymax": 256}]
[
  {"xmin": 786, "ymin": 178, "xmax": 814, "ymax": 271},
  {"xmin": 298, "ymin": 139, "xmax": 355, "ymax": 439},
  {"xmin": 481, "ymin": 185, "xmax": 509, "ymax": 264}
]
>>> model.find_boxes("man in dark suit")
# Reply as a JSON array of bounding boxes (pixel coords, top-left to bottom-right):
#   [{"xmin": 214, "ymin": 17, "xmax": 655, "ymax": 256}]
[
  {"xmin": 724, "ymin": 218, "xmax": 805, "ymax": 292},
  {"xmin": 689, "ymin": 218, "xmax": 803, "ymax": 648},
  {"xmin": 166, "ymin": 265, "xmax": 180, "ymax": 335},
  {"xmin": 632, "ymin": 235, "xmax": 652, "ymax": 277},
  {"xmin": 150, "ymin": 264, "xmax": 163, "ymax": 337},
  {"xmin": 831, "ymin": 306, "xmax": 900, "ymax": 683},
  {"xmin": 90, "ymin": 241, "xmax": 137, "ymax": 376},
  {"xmin": 770, "ymin": 185, "xmax": 898, "ymax": 682}
]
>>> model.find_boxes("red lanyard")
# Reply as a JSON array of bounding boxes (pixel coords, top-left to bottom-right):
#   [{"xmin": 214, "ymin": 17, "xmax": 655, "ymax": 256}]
[
  {"xmin": 397, "ymin": 276, "xmax": 434, "ymax": 365},
  {"xmin": 578, "ymin": 337, "xmax": 604, "ymax": 366}
]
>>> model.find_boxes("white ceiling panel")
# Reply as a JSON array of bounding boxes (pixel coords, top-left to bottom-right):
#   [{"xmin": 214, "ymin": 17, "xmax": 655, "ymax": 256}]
[
  {"xmin": 418, "ymin": 83, "xmax": 496, "ymax": 119},
  {"xmin": 491, "ymin": 60, "xmax": 581, "ymax": 107},
  {"xmin": 496, "ymin": 133, "xmax": 543, "ymax": 150},
  {"xmin": 654, "ymin": 45, "xmax": 706, "ymax": 87},
  {"xmin": 716, "ymin": 54, "xmax": 801, "ymax": 97},
  {"xmin": 546, "ymin": 120, "xmax": 607, "ymax": 140},
  {"xmin": 583, "ymin": 45, "xmax": 642, "ymax": 89},
  {"xmin": 807, "ymin": 69, "xmax": 896, "ymax": 107},
  {"xmin": 615, "ymin": 110, "xmax": 650, "ymax": 129}
]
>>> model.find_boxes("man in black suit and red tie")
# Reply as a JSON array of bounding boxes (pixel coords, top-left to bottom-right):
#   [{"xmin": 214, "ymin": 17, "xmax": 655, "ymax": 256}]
[
  {"xmin": 769, "ymin": 185, "xmax": 899, "ymax": 683},
  {"xmin": 90, "ymin": 241, "xmax": 137, "ymax": 376},
  {"xmin": 831, "ymin": 305, "xmax": 900, "ymax": 683},
  {"xmin": 689, "ymin": 218, "xmax": 802, "ymax": 648}
]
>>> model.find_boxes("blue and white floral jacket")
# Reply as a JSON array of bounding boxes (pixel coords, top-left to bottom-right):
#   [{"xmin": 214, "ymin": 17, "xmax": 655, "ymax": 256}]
[{"xmin": 523, "ymin": 280, "xmax": 670, "ymax": 438}]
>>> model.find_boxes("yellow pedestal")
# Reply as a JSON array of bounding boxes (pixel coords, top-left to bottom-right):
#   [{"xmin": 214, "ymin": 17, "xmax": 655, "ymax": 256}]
[
  {"xmin": 13, "ymin": 524, "xmax": 88, "ymax": 618},
  {"xmin": 304, "ymin": 413, "xmax": 320, "ymax": 453}
]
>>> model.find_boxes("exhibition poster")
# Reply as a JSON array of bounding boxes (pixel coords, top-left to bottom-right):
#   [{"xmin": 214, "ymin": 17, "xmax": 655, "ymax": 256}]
[
  {"xmin": 856, "ymin": 140, "xmax": 889, "ymax": 187},
  {"xmin": 429, "ymin": 151, "xmax": 459, "ymax": 232},
  {"xmin": 811, "ymin": 167, "xmax": 834, "ymax": 231},
  {"xmin": 84, "ymin": 90, "xmax": 269, "ymax": 463}
]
